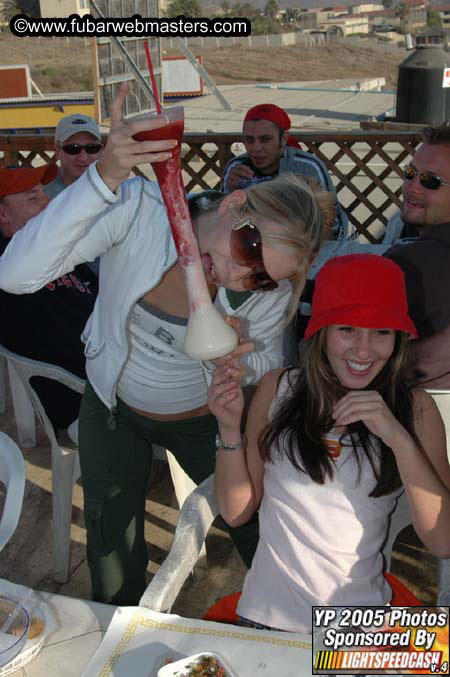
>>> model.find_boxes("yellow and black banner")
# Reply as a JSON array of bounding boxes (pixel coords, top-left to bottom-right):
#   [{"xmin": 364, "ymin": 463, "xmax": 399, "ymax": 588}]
[{"xmin": 312, "ymin": 606, "xmax": 449, "ymax": 675}]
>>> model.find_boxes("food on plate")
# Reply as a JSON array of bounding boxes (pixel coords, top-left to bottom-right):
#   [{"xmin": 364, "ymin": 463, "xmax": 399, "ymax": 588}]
[
  {"xmin": 26, "ymin": 616, "xmax": 45, "ymax": 639},
  {"xmin": 174, "ymin": 654, "xmax": 227, "ymax": 676},
  {"xmin": 9, "ymin": 614, "xmax": 44, "ymax": 639},
  {"xmin": 0, "ymin": 598, "xmax": 45, "ymax": 639}
]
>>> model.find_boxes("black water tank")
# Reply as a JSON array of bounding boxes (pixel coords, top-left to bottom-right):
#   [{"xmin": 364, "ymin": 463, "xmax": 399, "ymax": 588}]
[{"xmin": 396, "ymin": 46, "xmax": 450, "ymax": 125}]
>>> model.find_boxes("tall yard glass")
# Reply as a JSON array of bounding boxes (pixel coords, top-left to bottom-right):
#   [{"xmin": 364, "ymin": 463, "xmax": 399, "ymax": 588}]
[{"xmin": 132, "ymin": 107, "xmax": 237, "ymax": 360}]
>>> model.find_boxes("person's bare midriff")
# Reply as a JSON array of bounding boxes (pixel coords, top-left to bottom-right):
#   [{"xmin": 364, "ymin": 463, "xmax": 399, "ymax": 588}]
[{"xmin": 128, "ymin": 403, "xmax": 210, "ymax": 421}]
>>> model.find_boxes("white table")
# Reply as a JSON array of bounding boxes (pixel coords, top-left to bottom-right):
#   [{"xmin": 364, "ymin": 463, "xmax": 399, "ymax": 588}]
[
  {"xmin": 83, "ymin": 606, "xmax": 313, "ymax": 676},
  {"xmin": 0, "ymin": 580, "xmax": 116, "ymax": 676},
  {"xmin": 1, "ymin": 580, "xmax": 314, "ymax": 676}
]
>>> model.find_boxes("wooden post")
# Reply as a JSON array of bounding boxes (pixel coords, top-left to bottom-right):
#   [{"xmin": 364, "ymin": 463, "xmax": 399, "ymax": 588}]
[{"xmin": 90, "ymin": 37, "xmax": 101, "ymax": 124}]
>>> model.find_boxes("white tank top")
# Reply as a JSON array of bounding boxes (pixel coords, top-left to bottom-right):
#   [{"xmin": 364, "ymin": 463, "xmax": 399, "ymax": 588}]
[
  {"xmin": 238, "ymin": 371, "xmax": 401, "ymax": 633},
  {"xmin": 117, "ymin": 299, "xmax": 207, "ymax": 414}
]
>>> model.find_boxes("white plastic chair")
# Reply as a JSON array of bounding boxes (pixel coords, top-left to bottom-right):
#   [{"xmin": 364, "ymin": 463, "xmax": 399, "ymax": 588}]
[
  {"xmin": 0, "ymin": 346, "xmax": 36, "ymax": 448},
  {"xmin": 0, "ymin": 346, "xmax": 84, "ymax": 583},
  {"xmin": 140, "ymin": 391, "xmax": 450, "ymax": 612},
  {"xmin": 0, "ymin": 432, "xmax": 26, "ymax": 551},
  {"xmin": 140, "ymin": 474, "xmax": 217, "ymax": 611},
  {"xmin": 0, "ymin": 345, "xmax": 208, "ymax": 582}
]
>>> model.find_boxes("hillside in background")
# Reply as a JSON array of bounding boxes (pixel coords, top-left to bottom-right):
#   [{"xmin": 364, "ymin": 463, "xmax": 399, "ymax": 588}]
[{"xmin": 0, "ymin": 34, "xmax": 404, "ymax": 94}]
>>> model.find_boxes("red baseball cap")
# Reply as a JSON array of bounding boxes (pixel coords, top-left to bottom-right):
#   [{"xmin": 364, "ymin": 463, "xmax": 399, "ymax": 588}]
[
  {"xmin": 305, "ymin": 254, "xmax": 417, "ymax": 339},
  {"xmin": 244, "ymin": 104, "xmax": 302, "ymax": 149},
  {"xmin": 244, "ymin": 104, "xmax": 291, "ymax": 131},
  {"xmin": 0, "ymin": 164, "xmax": 58, "ymax": 198}
]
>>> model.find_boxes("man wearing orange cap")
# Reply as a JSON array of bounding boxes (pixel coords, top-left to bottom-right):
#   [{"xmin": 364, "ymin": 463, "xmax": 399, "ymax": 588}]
[
  {"xmin": 0, "ymin": 165, "xmax": 98, "ymax": 432},
  {"xmin": 222, "ymin": 103, "xmax": 348, "ymax": 240}
]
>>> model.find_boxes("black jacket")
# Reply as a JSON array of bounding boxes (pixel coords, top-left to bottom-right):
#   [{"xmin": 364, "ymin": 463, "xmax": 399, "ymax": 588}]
[
  {"xmin": 0, "ymin": 234, "xmax": 98, "ymax": 429},
  {"xmin": 385, "ymin": 222, "xmax": 450, "ymax": 387}
]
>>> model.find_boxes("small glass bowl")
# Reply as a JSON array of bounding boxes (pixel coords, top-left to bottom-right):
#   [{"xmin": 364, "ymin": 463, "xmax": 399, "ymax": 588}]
[{"xmin": 0, "ymin": 597, "xmax": 30, "ymax": 668}]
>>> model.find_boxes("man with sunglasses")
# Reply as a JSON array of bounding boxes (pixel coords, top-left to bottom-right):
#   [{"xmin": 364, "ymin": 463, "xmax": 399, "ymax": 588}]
[
  {"xmin": 384, "ymin": 122, "xmax": 450, "ymax": 387},
  {"xmin": 45, "ymin": 114, "xmax": 104, "ymax": 199},
  {"xmin": 221, "ymin": 103, "xmax": 349, "ymax": 240},
  {"xmin": 0, "ymin": 165, "xmax": 98, "ymax": 432}
]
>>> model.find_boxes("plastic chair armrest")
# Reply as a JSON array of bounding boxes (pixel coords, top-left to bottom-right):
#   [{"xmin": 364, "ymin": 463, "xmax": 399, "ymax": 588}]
[{"xmin": 139, "ymin": 474, "xmax": 219, "ymax": 612}]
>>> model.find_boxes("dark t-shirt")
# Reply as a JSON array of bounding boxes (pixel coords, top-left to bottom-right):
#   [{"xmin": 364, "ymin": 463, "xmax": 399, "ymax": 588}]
[
  {"xmin": 385, "ymin": 222, "xmax": 450, "ymax": 388},
  {"xmin": 0, "ymin": 234, "xmax": 98, "ymax": 428}
]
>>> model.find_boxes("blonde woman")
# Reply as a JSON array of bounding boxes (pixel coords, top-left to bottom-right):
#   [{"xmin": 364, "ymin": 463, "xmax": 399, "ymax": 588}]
[{"xmin": 0, "ymin": 86, "xmax": 335, "ymax": 605}]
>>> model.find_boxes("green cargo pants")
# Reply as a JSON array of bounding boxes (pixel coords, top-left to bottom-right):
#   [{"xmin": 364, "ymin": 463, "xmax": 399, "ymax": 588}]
[{"xmin": 78, "ymin": 381, "xmax": 259, "ymax": 606}]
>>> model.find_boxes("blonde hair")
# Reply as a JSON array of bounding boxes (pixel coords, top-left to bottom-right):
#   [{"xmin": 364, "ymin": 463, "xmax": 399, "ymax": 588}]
[{"xmin": 244, "ymin": 173, "xmax": 335, "ymax": 322}]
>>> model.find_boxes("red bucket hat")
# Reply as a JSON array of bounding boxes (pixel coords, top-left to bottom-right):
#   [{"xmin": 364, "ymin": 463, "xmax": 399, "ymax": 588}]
[
  {"xmin": 0, "ymin": 164, "xmax": 58, "ymax": 198},
  {"xmin": 305, "ymin": 254, "xmax": 418, "ymax": 339}
]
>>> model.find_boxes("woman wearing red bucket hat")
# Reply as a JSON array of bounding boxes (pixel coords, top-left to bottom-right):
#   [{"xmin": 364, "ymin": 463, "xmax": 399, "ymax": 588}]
[{"xmin": 208, "ymin": 253, "xmax": 450, "ymax": 634}]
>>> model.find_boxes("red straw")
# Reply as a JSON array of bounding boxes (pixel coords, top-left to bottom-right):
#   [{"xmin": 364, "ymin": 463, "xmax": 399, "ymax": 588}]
[{"xmin": 144, "ymin": 40, "xmax": 161, "ymax": 114}]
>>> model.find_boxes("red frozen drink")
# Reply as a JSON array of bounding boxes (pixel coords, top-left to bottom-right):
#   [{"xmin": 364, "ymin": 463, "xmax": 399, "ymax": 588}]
[{"xmin": 132, "ymin": 107, "xmax": 238, "ymax": 360}]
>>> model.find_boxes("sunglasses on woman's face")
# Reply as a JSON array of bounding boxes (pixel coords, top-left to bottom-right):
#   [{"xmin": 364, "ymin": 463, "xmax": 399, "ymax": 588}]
[
  {"xmin": 61, "ymin": 143, "xmax": 102, "ymax": 156},
  {"xmin": 403, "ymin": 163, "xmax": 450, "ymax": 190},
  {"xmin": 230, "ymin": 218, "xmax": 278, "ymax": 292}
]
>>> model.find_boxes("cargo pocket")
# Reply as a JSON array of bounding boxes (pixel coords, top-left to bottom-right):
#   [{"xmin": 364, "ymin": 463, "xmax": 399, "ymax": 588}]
[{"xmin": 84, "ymin": 498, "xmax": 110, "ymax": 557}]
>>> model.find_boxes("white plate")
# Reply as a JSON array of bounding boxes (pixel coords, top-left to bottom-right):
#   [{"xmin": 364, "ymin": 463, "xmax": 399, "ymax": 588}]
[{"xmin": 157, "ymin": 651, "xmax": 237, "ymax": 677}]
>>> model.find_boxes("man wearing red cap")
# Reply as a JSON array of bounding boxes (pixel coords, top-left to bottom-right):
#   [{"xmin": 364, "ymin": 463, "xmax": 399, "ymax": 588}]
[
  {"xmin": 221, "ymin": 103, "xmax": 348, "ymax": 240},
  {"xmin": 0, "ymin": 165, "xmax": 98, "ymax": 432}
]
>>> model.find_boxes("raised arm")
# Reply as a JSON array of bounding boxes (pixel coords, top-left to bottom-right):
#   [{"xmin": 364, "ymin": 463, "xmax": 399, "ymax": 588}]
[
  {"xmin": 333, "ymin": 388, "xmax": 450, "ymax": 558},
  {"xmin": 221, "ymin": 159, "xmax": 254, "ymax": 194},
  {"xmin": 403, "ymin": 389, "xmax": 450, "ymax": 557},
  {"xmin": 0, "ymin": 84, "xmax": 176, "ymax": 294},
  {"xmin": 210, "ymin": 366, "xmax": 281, "ymax": 527}
]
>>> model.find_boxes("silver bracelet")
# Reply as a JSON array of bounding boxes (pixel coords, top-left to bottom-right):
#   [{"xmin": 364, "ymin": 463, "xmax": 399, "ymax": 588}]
[{"xmin": 215, "ymin": 433, "xmax": 243, "ymax": 453}]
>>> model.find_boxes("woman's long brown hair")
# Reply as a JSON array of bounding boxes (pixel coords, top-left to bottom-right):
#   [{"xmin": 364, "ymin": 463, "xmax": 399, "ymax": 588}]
[{"xmin": 260, "ymin": 329, "xmax": 419, "ymax": 497}]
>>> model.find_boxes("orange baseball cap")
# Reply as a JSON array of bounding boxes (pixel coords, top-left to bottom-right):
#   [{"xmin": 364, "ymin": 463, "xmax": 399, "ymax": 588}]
[{"xmin": 0, "ymin": 164, "xmax": 58, "ymax": 197}]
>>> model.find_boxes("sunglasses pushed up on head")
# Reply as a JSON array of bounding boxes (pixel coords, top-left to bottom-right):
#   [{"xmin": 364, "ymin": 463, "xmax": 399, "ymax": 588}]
[
  {"xmin": 61, "ymin": 143, "xmax": 102, "ymax": 156},
  {"xmin": 403, "ymin": 163, "xmax": 450, "ymax": 190},
  {"xmin": 230, "ymin": 217, "xmax": 278, "ymax": 292}
]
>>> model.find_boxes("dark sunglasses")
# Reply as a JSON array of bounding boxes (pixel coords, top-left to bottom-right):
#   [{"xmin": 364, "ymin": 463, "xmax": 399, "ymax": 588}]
[
  {"xmin": 403, "ymin": 163, "xmax": 450, "ymax": 190},
  {"xmin": 61, "ymin": 143, "xmax": 102, "ymax": 156},
  {"xmin": 230, "ymin": 218, "xmax": 278, "ymax": 292}
]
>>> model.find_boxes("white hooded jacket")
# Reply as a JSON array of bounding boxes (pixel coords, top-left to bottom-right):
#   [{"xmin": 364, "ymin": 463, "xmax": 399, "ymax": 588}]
[{"xmin": 0, "ymin": 164, "xmax": 291, "ymax": 412}]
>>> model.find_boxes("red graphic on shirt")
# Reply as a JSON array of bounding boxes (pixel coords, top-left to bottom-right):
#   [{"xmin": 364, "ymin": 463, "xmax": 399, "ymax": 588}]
[
  {"xmin": 326, "ymin": 438, "xmax": 343, "ymax": 459},
  {"xmin": 45, "ymin": 274, "xmax": 92, "ymax": 293}
]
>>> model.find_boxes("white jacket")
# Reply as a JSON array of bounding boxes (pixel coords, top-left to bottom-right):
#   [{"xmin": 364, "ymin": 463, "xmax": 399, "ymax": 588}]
[{"xmin": 0, "ymin": 164, "xmax": 291, "ymax": 411}]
